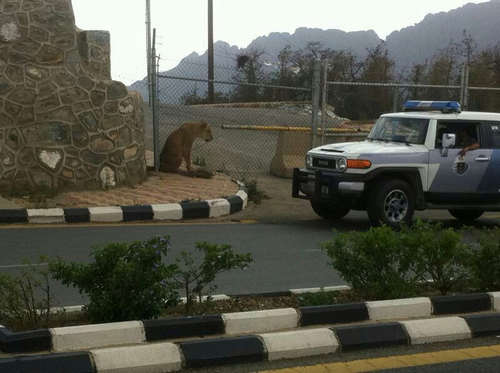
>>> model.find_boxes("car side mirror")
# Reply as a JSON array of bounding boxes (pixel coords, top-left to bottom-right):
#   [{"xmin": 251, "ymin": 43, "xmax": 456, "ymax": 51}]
[
  {"xmin": 441, "ymin": 134, "xmax": 456, "ymax": 157},
  {"xmin": 443, "ymin": 134, "xmax": 456, "ymax": 148}
]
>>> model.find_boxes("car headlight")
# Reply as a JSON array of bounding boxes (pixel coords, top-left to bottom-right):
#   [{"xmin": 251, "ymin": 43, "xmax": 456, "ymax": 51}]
[
  {"xmin": 306, "ymin": 154, "xmax": 313, "ymax": 168},
  {"xmin": 337, "ymin": 157, "xmax": 347, "ymax": 172}
]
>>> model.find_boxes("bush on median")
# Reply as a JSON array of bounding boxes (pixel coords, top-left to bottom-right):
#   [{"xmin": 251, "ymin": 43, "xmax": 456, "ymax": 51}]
[
  {"xmin": 171, "ymin": 242, "xmax": 253, "ymax": 314},
  {"xmin": 400, "ymin": 220, "xmax": 472, "ymax": 295},
  {"xmin": 321, "ymin": 220, "xmax": 496, "ymax": 299},
  {"xmin": 0, "ymin": 257, "xmax": 64, "ymax": 331},
  {"xmin": 49, "ymin": 236, "xmax": 179, "ymax": 323},
  {"xmin": 321, "ymin": 225, "xmax": 418, "ymax": 300},
  {"xmin": 468, "ymin": 227, "xmax": 500, "ymax": 292},
  {"xmin": 48, "ymin": 236, "xmax": 254, "ymax": 322}
]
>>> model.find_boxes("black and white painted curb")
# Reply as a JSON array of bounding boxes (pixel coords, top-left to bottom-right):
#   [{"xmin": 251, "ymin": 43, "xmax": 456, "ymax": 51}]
[
  {"xmin": 3, "ymin": 311, "xmax": 500, "ymax": 372},
  {"xmin": 0, "ymin": 186, "xmax": 248, "ymax": 224},
  {"xmin": 2, "ymin": 290, "xmax": 500, "ymax": 356}
]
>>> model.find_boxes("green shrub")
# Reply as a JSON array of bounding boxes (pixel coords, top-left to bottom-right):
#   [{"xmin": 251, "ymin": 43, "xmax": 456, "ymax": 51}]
[
  {"xmin": 469, "ymin": 227, "xmax": 500, "ymax": 291},
  {"xmin": 50, "ymin": 236, "xmax": 179, "ymax": 323},
  {"xmin": 401, "ymin": 220, "xmax": 472, "ymax": 295},
  {"xmin": 321, "ymin": 226, "xmax": 417, "ymax": 300},
  {"xmin": 0, "ymin": 257, "xmax": 57, "ymax": 331},
  {"xmin": 171, "ymin": 242, "xmax": 253, "ymax": 313}
]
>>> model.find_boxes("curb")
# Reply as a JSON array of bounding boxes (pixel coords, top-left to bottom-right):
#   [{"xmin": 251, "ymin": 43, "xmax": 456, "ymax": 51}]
[
  {"xmin": 2, "ymin": 288, "xmax": 500, "ymax": 354},
  {"xmin": 4, "ymin": 313, "xmax": 500, "ymax": 372},
  {"xmin": 0, "ymin": 186, "xmax": 248, "ymax": 225}
]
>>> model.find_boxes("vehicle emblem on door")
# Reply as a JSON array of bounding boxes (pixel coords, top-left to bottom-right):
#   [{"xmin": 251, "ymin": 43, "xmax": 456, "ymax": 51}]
[{"xmin": 453, "ymin": 156, "xmax": 469, "ymax": 176}]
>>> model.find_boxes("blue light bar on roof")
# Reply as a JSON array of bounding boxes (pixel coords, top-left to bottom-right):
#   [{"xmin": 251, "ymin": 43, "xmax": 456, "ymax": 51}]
[{"xmin": 403, "ymin": 101, "xmax": 461, "ymax": 113}]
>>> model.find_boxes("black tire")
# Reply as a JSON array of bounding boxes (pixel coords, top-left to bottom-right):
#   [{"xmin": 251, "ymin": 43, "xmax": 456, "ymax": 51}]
[
  {"xmin": 310, "ymin": 201, "xmax": 350, "ymax": 220},
  {"xmin": 367, "ymin": 179, "xmax": 415, "ymax": 228},
  {"xmin": 449, "ymin": 209, "xmax": 484, "ymax": 222}
]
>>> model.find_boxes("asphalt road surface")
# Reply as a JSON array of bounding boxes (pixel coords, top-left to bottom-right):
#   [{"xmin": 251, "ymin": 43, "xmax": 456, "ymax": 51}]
[
  {"xmin": 382, "ymin": 357, "xmax": 500, "ymax": 372},
  {"xmin": 185, "ymin": 337, "xmax": 500, "ymax": 372},
  {"xmin": 0, "ymin": 220, "xmax": 345, "ymax": 307},
  {"xmin": 1, "ymin": 208, "xmax": 500, "ymax": 307}
]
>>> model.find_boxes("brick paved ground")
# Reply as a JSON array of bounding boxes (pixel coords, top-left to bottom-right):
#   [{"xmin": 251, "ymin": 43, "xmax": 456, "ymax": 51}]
[{"xmin": 9, "ymin": 171, "xmax": 239, "ymax": 209}]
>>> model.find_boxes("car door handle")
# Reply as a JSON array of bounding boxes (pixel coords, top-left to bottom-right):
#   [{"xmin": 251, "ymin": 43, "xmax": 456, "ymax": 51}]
[{"xmin": 475, "ymin": 156, "xmax": 490, "ymax": 162}]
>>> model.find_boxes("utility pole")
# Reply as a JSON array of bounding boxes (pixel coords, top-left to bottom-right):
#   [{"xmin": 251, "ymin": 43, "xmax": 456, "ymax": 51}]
[
  {"xmin": 208, "ymin": 0, "xmax": 215, "ymax": 103},
  {"xmin": 151, "ymin": 29, "xmax": 159, "ymax": 171},
  {"xmin": 146, "ymin": 0, "xmax": 152, "ymax": 106}
]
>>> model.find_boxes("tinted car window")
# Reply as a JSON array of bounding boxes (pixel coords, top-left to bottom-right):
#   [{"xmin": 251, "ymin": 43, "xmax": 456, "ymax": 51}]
[{"xmin": 486, "ymin": 122, "xmax": 500, "ymax": 148}]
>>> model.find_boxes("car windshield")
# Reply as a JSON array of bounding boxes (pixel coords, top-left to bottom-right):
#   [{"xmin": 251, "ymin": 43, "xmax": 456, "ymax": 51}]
[{"xmin": 368, "ymin": 117, "xmax": 430, "ymax": 145}]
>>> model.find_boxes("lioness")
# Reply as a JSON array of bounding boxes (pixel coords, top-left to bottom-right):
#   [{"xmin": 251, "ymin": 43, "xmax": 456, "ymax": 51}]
[{"xmin": 159, "ymin": 121, "xmax": 214, "ymax": 173}]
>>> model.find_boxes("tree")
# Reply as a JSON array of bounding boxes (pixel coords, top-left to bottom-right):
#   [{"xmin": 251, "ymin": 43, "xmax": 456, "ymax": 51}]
[
  {"xmin": 424, "ymin": 41, "xmax": 462, "ymax": 101},
  {"xmin": 428, "ymin": 41, "xmax": 461, "ymax": 86},
  {"xmin": 460, "ymin": 30, "xmax": 477, "ymax": 67},
  {"xmin": 325, "ymin": 50, "xmax": 363, "ymax": 119},
  {"xmin": 468, "ymin": 43, "xmax": 500, "ymax": 111},
  {"xmin": 276, "ymin": 45, "xmax": 293, "ymax": 100},
  {"xmin": 358, "ymin": 44, "xmax": 396, "ymax": 119},
  {"xmin": 233, "ymin": 47, "xmax": 266, "ymax": 102},
  {"xmin": 408, "ymin": 62, "xmax": 429, "ymax": 100}
]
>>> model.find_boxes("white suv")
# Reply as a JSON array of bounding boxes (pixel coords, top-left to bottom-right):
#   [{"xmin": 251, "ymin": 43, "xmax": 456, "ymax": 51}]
[{"xmin": 292, "ymin": 101, "xmax": 500, "ymax": 228}]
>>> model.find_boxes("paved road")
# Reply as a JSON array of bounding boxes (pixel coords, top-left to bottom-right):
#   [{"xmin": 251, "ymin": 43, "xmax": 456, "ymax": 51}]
[
  {"xmin": 383, "ymin": 356, "xmax": 500, "ymax": 372},
  {"xmin": 1, "ymin": 209, "xmax": 500, "ymax": 307},
  {"xmin": 186, "ymin": 338, "xmax": 500, "ymax": 372},
  {"xmin": 0, "ymin": 219, "xmax": 346, "ymax": 307}
]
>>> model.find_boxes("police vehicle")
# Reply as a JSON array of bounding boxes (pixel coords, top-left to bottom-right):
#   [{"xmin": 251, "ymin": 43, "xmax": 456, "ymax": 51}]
[{"xmin": 292, "ymin": 101, "xmax": 500, "ymax": 228}]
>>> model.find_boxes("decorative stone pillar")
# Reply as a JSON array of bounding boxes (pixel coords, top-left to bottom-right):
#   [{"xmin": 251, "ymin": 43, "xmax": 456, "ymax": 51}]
[{"xmin": 0, "ymin": 0, "xmax": 146, "ymax": 191}]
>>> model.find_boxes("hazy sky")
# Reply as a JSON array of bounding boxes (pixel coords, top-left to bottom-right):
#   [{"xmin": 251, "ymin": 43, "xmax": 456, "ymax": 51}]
[{"xmin": 72, "ymin": 0, "xmax": 489, "ymax": 85}]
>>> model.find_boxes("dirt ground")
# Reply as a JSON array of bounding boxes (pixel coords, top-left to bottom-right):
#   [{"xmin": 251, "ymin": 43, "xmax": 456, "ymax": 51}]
[{"xmin": 221, "ymin": 175, "xmax": 318, "ymax": 224}]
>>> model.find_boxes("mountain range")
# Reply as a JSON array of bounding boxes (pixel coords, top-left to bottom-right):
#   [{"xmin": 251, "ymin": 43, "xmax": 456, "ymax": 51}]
[{"xmin": 130, "ymin": 0, "xmax": 500, "ymax": 102}]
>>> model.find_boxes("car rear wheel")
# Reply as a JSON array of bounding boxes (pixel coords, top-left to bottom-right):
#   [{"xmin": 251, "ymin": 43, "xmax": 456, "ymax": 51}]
[
  {"xmin": 367, "ymin": 179, "xmax": 415, "ymax": 228},
  {"xmin": 310, "ymin": 201, "xmax": 350, "ymax": 220},
  {"xmin": 449, "ymin": 210, "xmax": 484, "ymax": 222}
]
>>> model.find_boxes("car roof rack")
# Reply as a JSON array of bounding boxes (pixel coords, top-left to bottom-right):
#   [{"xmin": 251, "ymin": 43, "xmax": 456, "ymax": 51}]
[{"xmin": 403, "ymin": 101, "xmax": 461, "ymax": 114}]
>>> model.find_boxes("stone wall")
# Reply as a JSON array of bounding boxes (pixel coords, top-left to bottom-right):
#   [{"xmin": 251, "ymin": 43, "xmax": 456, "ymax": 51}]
[{"xmin": 0, "ymin": 0, "xmax": 146, "ymax": 191}]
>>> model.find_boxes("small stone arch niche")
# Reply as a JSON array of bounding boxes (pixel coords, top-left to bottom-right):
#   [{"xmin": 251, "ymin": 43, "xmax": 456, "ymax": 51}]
[{"xmin": 0, "ymin": 0, "xmax": 146, "ymax": 191}]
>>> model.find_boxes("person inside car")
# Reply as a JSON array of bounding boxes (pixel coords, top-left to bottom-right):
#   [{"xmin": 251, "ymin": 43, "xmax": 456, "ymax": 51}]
[{"xmin": 456, "ymin": 128, "xmax": 480, "ymax": 156}]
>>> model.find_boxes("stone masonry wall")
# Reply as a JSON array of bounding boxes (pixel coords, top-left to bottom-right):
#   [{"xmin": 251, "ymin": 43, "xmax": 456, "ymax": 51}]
[{"xmin": 0, "ymin": 0, "xmax": 146, "ymax": 191}]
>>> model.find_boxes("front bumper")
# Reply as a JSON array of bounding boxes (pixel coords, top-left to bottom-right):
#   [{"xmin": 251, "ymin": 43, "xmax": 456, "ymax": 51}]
[{"xmin": 292, "ymin": 168, "xmax": 365, "ymax": 202}]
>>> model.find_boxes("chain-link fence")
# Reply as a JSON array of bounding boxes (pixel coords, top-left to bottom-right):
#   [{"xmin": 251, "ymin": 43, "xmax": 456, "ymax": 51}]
[
  {"xmin": 154, "ymin": 59, "xmax": 317, "ymax": 179},
  {"xmin": 147, "ymin": 57, "xmax": 500, "ymax": 179},
  {"xmin": 469, "ymin": 86, "xmax": 500, "ymax": 112}
]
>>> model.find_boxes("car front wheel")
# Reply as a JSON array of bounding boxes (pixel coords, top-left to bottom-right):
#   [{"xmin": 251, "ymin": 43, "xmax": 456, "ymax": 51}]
[
  {"xmin": 310, "ymin": 201, "xmax": 350, "ymax": 220},
  {"xmin": 367, "ymin": 179, "xmax": 415, "ymax": 228}
]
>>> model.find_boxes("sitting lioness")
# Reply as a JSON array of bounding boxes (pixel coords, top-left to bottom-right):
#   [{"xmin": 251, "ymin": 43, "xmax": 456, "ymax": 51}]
[{"xmin": 159, "ymin": 121, "xmax": 214, "ymax": 173}]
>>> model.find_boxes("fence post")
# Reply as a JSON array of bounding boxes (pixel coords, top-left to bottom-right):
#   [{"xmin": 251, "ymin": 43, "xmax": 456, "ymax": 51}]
[
  {"xmin": 151, "ymin": 29, "xmax": 160, "ymax": 172},
  {"xmin": 460, "ymin": 65, "xmax": 470, "ymax": 110},
  {"xmin": 460, "ymin": 64, "xmax": 470, "ymax": 110},
  {"xmin": 392, "ymin": 87, "xmax": 398, "ymax": 112},
  {"xmin": 320, "ymin": 60, "xmax": 329, "ymax": 145},
  {"xmin": 207, "ymin": 0, "xmax": 215, "ymax": 103},
  {"xmin": 311, "ymin": 59, "xmax": 321, "ymax": 149},
  {"xmin": 460, "ymin": 65, "xmax": 466, "ymax": 107}
]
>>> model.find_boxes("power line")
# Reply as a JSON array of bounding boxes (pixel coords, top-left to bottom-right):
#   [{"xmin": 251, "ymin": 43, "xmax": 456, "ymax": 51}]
[{"xmin": 276, "ymin": 32, "xmax": 300, "ymax": 51}]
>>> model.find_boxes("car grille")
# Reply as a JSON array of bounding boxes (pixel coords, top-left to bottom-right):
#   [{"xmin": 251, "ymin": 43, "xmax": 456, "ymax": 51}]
[{"xmin": 312, "ymin": 157, "xmax": 337, "ymax": 170}]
